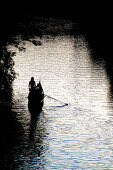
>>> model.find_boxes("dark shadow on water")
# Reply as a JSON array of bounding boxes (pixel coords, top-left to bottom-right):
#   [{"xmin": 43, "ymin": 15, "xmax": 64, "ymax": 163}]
[
  {"xmin": 0, "ymin": 44, "xmax": 25, "ymax": 169},
  {"xmin": 28, "ymin": 110, "xmax": 47, "ymax": 169},
  {"xmin": 29, "ymin": 111, "xmax": 41, "ymax": 140},
  {"xmin": 86, "ymin": 38, "xmax": 113, "ymax": 104},
  {"xmin": 0, "ymin": 95, "xmax": 24, "ymax": 169},
  {"xmin": 0, "ymin": 107, "xmax": 24, "ymax": 169}
]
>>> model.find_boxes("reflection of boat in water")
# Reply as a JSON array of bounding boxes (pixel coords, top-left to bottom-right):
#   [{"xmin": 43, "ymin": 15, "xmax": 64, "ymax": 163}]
[{"xmin": 28, "ymin": 81, "xmax": 44, "ymax": 114}]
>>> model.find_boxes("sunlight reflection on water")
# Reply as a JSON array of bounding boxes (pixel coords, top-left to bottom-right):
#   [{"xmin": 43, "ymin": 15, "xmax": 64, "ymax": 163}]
[{"xmin": 8, "ymin": 34, "xmax": 113, "ymax": 169}]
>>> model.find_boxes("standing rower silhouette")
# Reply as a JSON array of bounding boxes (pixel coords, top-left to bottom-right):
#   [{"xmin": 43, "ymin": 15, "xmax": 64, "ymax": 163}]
[{"xmin": 29, "ymin": 77, "xmax": 36, "ymax": 91}]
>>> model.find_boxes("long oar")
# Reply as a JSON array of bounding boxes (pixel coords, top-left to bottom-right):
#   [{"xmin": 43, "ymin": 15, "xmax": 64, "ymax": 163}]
[{"xmin": 44, "ymin": 94, "xmax": 68, "ymax": 106}]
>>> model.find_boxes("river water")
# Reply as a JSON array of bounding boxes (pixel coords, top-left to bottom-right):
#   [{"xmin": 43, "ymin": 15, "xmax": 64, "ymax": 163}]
[{"xmin": 7, "ymin": 29, "xmax": 113, "ymax": 169}]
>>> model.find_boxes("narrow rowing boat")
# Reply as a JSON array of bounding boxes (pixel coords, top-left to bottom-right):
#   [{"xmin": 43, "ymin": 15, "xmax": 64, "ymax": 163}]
[{"xmin": 28, "ymin": 81, "xmax": 44, "ymax": 114}]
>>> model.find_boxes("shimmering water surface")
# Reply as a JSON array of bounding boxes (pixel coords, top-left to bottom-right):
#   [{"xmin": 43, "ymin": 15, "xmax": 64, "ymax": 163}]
[{"xmin": 8, "ymin": 33, "xmax": 113, "ymax": 169}]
